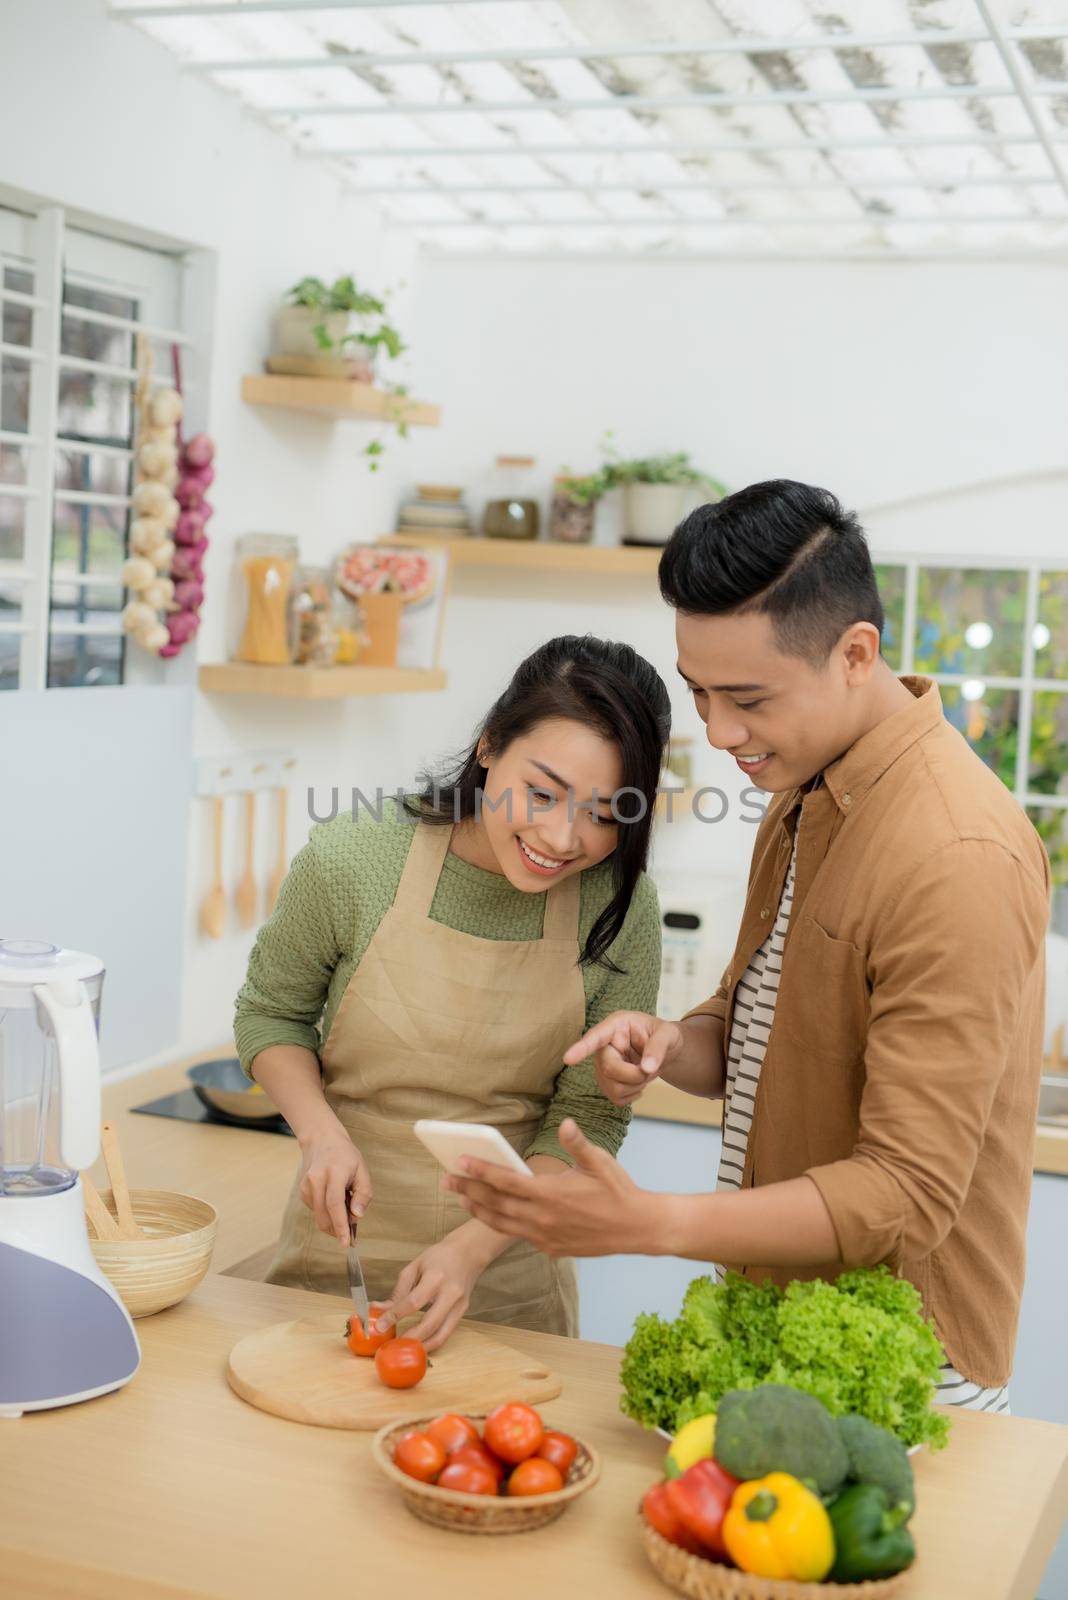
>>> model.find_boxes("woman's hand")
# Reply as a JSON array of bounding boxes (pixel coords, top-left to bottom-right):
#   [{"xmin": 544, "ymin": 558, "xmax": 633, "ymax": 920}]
[
  {"xmin": 298, "ymin": 1128, "xmax": 372, "ymax": 1245},
  {"xmin": 374, "ymin": 1225, "xmax": 499, "ymax": 1352},
  {"xmin": 564, "ymin": 1010, "xmax": 684, "ymax": 1106}
]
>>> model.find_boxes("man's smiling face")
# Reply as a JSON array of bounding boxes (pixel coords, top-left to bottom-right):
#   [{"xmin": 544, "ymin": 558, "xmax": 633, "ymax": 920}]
[{"xmin": 675, "ymin": 607, "xmax": 865, "ymax": 793}]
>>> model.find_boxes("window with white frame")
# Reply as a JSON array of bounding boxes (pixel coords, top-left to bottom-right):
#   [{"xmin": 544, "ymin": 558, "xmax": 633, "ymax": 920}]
[
  {"xmin": 874, "ymin": 557, "xmax": 1068, "ymax": 902},
  {"xmin": 0, "ymin": 204, "xmax": 188, "ymax": 690}
]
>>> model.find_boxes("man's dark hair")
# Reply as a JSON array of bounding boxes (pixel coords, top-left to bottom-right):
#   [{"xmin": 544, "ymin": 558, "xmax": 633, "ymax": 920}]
[{"xmin": 658, "ymin": 479, "xmax": 885, "ymax": 664}]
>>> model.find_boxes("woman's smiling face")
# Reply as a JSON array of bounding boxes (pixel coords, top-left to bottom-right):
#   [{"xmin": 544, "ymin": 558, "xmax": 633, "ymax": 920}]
[{"xmin": 476, "ymin": 717, "xmax": 624, "ymax": 891}]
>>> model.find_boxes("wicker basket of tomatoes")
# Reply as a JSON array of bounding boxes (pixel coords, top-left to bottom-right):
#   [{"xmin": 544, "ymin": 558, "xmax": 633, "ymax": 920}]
[{"xmin": 371, "ymin": 1404, "xmax": 601, "ymax": 1534}]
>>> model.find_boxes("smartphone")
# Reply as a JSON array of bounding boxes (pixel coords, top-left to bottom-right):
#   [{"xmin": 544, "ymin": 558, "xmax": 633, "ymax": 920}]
[{"xmin": 414, "ymin": 1119, "xmax": 532, "ymax": 1179}]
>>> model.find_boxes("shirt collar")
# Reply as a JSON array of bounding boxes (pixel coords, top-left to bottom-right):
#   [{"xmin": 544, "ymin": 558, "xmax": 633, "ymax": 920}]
[{"xmin": 821, "ymin": 676, "xmax": 942, "ymax": 814}]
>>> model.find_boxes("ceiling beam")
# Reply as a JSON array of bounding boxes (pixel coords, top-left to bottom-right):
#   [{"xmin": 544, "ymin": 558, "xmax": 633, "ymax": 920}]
[
  {"xmin": 317, "ymin": 134, "xmax": 1056, "ymax": 158},
  {"xmin": 387, "ymin": 212, "xmax": 1066, "ymax": 229},
  {"xmin": 345, "ymin": 175, "xmax": 1059, "ymax": 194},
  {"xmin": 973, "ymin": 0, "xmax": 1068, "ymax": 208},
  {"xmin": 273, "ymin": 83, "xmax": 1023, "ymax": 118},
  {"xmin": 186, "ymin": 25, "xmax": 1066, "ymax": 72}
]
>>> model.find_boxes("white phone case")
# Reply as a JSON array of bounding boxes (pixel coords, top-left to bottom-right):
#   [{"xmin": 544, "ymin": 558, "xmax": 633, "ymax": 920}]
[{"xmin": 413, "ymin": 1119, "xmax": 531, "ymax": 1178}]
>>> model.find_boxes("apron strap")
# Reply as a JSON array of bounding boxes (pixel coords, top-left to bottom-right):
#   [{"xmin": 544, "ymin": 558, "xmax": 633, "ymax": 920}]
[
  {"xmin": 393, "ymin": 821, "xmax": 453, "ymax": 920},
  {"xmin": 543, "ymin": 869, "xmax": 582, "ymax": 943}
]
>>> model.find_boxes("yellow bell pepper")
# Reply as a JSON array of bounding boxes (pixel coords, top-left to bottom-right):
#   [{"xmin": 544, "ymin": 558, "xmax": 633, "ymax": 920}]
[{"xmin": 722, "ymin": 1472, "xmax": 835, "ymax": 1583}]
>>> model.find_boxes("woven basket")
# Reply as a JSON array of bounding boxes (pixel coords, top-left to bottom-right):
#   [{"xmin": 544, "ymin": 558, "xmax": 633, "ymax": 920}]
[
  {"xmin": 642, "ymin": 1525, "xmax": 910, "ymax": 1600},
  {"xmin": 371, "ymin": 1414, "xmax": 601, "ymax": 1534}
]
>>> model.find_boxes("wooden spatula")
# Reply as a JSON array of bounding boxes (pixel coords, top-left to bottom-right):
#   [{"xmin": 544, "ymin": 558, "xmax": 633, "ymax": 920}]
[
  {"xmin": 100, "ymin": 1120, "xmax": 144, "ymax": 1240},
  {"xmin": 264, "ymin": 787, "xmax": 287, "ymax": 916},
  {"xmin": 200, "ymin": 795, "xmax": 227, "ymax": 940},
  {"xmin": 235, "ymin": 791, "xmax": 258, "ymax": 930},
  {"xmin": 82, "ymin": 1171, "xmax": 121, "ymax": 1241}
]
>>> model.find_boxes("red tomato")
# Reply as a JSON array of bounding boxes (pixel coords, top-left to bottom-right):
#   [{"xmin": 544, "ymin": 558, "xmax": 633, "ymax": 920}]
[
  {"xmin": 506, "ymin": 1458, "xmax": 564, "ymax": 1497},
  {"xmin": 425, "ymin": 1413, "xmax": 480, "ymax": 1457},
  {"xmin": 484, "ymin": 1403, "xmax": 544, "ymax": 1465},
  {"xmin": 437, "ymin": 1458, "xmax": 499, "ymax": 1496},
  {"xmin": 393, "ymin": 1431, "xmax": 446, "ymax": 1484},
  {"xmin": 345, "ymin": 1302, "xmax": 395, "ymax": 1358},
  {"xmin": 537, "ymin": 1430, "xmax": 578, "ymax": 1477},
  {"xmin": 374, "ymin": 1337, "xmax": 427, "ymax": 1390},
  {"xmin": 449, "ymin": 1444, "xmax": 505, "ymax": 1488},
  {"xmin": 642, "ymin": 1483, "xmax": 705, "ymax": 1555}
]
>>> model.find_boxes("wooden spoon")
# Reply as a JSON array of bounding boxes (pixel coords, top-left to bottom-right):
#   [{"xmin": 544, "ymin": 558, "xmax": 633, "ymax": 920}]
[
  {"xmin": 264, "ymin": 787, "xmax": 287, "ymax": 916},
  {"xmin": 100, "ymin": 1121, "xmax": 143, "ymax": 1241},
  {"xmin": 82, "ymin": 1171, "xmax": 121, "ymax": 1241},
  {"xmin": 235, "ymin": 791, "xmax": 258, "ymax": 929},
  {"xmin": 200, "ymin": 796, "xmax": 227, "ymax": 940}
]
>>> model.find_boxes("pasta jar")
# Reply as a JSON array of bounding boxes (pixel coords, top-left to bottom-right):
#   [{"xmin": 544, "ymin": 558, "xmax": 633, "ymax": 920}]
[
  {"xmin": 290, "ymin": 564, "xmax": 338, "ymax": 666},
  {"xmin": 234, "ymin": 534, "xmax": 298, "ymax": 665}
]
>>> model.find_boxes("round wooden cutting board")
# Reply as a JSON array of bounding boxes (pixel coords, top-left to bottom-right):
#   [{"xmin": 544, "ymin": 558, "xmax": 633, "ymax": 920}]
[{"xmin": 227, "ymin": 1316, "xmax": 563, "ymax": 1430}]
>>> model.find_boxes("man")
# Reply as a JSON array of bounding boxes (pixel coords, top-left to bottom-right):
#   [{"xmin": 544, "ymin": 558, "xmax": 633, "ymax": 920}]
[{"xmin": 449, "ymin": 479, "xmax": 1050, "ymax": 1410}]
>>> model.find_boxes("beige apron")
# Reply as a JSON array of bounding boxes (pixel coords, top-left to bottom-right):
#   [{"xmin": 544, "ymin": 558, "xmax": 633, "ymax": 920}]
[{"xmin": 266, "ymin": 821, "xmax": 585, "ymax": 1336}]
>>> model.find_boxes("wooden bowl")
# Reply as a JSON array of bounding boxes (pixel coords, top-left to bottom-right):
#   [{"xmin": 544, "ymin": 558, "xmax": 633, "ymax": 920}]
[
  {"xmin": 642, "ymin": 1525, "xmax": 909, "ymax": 1600},
  {"xmin": 89, "ymin": 1188, "xmax": 218, "ymax": 1318},
  {"xmin": 372, "ymin": 1414, "xmax": 601, "ymax": 1535}
]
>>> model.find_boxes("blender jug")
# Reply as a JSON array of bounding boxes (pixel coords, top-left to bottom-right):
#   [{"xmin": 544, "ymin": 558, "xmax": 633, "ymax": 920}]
[
  {"xmin": 0, "ymin": 939, "xmax": 140, "ymax": 1417},
  {"xmin": 0, "ymin": 940, "xmax": 103, "ymax": 1194}
]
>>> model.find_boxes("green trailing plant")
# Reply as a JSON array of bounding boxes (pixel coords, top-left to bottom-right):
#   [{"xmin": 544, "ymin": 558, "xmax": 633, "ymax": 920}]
[
  {"xmin": 599, "ymin": 432, "xmax": 727, "ymax": 497},
  {"xmin": 284, "ymin": 275, "xmax": 409, "ymax": 469}
]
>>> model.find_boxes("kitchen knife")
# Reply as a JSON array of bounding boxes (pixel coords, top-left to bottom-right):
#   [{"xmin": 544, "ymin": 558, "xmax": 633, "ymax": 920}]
[{"xmin": 347, "ymin": 1216, "xmax": 370, "ymax": 1328}]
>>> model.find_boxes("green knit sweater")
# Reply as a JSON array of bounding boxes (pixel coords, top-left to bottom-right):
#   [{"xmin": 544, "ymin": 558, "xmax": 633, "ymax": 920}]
[{"xmin": 234, "ymin": 800, "xmax": 662, "ymax": 1165}]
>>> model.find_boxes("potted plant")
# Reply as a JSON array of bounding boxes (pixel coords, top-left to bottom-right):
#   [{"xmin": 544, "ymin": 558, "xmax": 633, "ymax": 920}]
[
  {"xmin": 273, "ymin": 275, "xmax": 405, "ymax": 383},
  {"xmin": 601, "ymin": 438, "xmax": 727, "ymax": 547},
  {"xmin": 549, "ymin": 468, "xmax": 609, "ymax": 544}
]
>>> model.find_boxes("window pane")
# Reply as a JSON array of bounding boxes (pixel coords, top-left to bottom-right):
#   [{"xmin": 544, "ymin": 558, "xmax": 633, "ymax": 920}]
[
  {"xmin": 915, "ymin": 568, "xmax": 1026, "ymax": 679},
  {"xmin": 1, "ymin": 353, "xmax": 31, "ymax": 435},
  {"xmin": 60, "ymin": 311, "xmax": 132, "ymax": 372},
  {"xmin": 57, "ymin": 370, "xmax": 132, "ymax": 444},
  {"xmin": 55, "ymin": 446, "xmax": 132, "ymax": 498},
  {"xmin": 0, "ymin": 493, "xmax": 26, "ymax": 562},
  {"xmin": 52, "ymin": 501, "xmax": 127, "ymax": 579},
  {"xmin": 51, "ymin": 578, "xmax": 123, "ymax": 615},
  {"xmin": 1029, "ymin": 807, "xmax": 1068, "ymax": 893},
  {"xmin": 941, "ymin": 685, "xmax": 1019, "ymax": 789},
  {"xmin": 63, "ymin": 282, "xmax": 137, "ymax": 322},
  {"xmin": 2, "ymin": 264, "xmax": 33, "ymax": 347},
  {"xmin": 1034, "ymin": 570, "xmax": 1068, "ymax": 681},
  {"xmin": 0, "ymin": 440, "xmax": 30, "ymax": 488},
  {"xmin": 0, "ymin": 632, "xmax": 19, "ymax": 691},
  {"xmin": 874, "ymin": 564, "xmax": 906, "ymax": 671},
  {"xmin": 46, "ymin": 630, "xmax": 123, "ymax": 689},
  {"xmin": 1029, "ymin": 690, "xmax": 1068, "ymax": 797}
]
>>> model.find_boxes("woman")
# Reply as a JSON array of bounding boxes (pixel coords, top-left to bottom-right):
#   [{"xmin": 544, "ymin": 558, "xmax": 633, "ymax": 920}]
[{"xmin": 235, "ymin": 635, "xmax": 670, "ymax": 1349}]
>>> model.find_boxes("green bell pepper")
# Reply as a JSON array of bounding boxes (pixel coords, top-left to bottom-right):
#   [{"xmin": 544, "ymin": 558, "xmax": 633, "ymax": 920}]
[{"xmin": 828, "ymin": 1484, "xmax": 916, "ymax": 1583}]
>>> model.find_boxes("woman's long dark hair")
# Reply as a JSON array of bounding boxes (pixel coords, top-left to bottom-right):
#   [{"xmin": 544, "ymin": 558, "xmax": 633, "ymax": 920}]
[{"xmin": 405, "ymin": 636, "xmax": 671, "ymax": 971}]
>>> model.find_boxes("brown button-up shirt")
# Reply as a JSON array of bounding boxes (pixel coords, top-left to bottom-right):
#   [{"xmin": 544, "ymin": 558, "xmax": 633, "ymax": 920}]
[{"xmin": 686, "ymin": 678, "xmax": 1050, "ymax": 1387}]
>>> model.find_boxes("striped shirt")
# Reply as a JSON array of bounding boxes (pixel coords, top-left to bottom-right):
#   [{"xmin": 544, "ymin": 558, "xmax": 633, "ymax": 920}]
[{"xmin": 714, "ymin": 827, "xmax": 1011, "ymax": 1414}]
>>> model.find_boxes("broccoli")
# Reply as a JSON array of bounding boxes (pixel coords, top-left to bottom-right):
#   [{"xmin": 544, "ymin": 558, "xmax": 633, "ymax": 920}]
[
  {"xmin": 837, "ymin": 1414, "xmax": 916, "ymax": 1519},
  {"xmin": 713, "ymin": 1384, "xmax": 849, "ymax": 1497}
]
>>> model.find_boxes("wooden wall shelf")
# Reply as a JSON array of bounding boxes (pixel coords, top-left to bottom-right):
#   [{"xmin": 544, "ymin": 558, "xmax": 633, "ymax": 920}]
[
  {"xmin": 198, "ymin": 663, "xmax": 447, "ymax": 699},
  {"xmin": 380, "ymin": 534, "xmax": 660, "ymax": 576},
  {"xmin": 242, "ymin": 375, "xmax": 440, "ymax": 427}
]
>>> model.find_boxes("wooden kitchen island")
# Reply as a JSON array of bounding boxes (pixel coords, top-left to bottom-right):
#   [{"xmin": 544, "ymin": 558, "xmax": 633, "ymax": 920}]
[{"xmin": 1, "ymin": 1050, "xmax": 1065, "ymax": 1599}]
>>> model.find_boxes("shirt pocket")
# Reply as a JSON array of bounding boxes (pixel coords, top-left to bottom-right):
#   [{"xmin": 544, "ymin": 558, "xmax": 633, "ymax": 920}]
[{"xmin": 779, "ymin": 917, "xmax": 869, "ymax": 1067}]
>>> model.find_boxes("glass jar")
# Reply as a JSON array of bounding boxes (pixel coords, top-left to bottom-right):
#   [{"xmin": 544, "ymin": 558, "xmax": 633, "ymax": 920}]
[
  {"xmin": 234, "ymin": 533, "xmax": 298, "ymax": 665},
  {"xmin": 482, "ymin": 456, "xmax": 540, "ymax": 541},
  {"xmin": 290, "ymin": 564, "xmax": 339, "ymax": 666},
  {"xmin": 549, "ymin": 477, "xmax": 596, "ymax": 544}
]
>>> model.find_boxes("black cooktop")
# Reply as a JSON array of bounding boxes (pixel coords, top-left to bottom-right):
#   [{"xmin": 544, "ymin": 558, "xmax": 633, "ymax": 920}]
[{"xmin": 131, "ymin": 1087, "xmax": 295, "ymax": 1137}]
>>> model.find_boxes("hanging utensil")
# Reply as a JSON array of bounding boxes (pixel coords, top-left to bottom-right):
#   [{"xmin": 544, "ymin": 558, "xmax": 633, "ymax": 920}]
[
  {"xmin": 235, "ymin": 791, "xmax": 258, "ymax": 930},
  {"xmin": 200, "ymin": 795, "xmax": 227, "ymax": 940},
  {"xmin": 264, "ymin": 786, "xmax": 288, "ymax": 917}
]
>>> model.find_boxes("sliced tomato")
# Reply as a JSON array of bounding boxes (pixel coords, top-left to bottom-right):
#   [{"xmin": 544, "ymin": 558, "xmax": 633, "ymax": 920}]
[{"xmin": 345, "ymin": 1302, "xmax": 395, "ymax": 1358}]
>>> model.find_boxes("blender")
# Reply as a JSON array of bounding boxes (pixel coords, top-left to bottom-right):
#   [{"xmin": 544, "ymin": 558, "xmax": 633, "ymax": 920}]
[{"xmin": 0, "ymin": 939, "xmax": 140, "ymax": 1417}]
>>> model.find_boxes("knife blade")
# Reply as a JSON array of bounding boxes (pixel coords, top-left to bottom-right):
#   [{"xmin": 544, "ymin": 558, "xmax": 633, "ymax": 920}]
[{"xmin": 347, "ymin": 1217, "xmax": 370, "ymax": 1328}]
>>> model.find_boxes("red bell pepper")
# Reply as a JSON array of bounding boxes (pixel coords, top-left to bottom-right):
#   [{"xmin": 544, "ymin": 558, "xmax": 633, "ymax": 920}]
[
  {"xmin": 642, "ymin": 1482, "xmax": 705, "ymax": 1554},
  {"xmin": 664, "ymin": 1458, "xmax": 740, "ymax": 1559}
]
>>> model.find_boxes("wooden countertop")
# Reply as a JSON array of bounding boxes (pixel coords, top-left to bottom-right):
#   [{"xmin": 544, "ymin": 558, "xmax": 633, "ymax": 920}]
[
  {"xmin": 0, "ymin": 1046, "xmax": 1060, "ymax": 1596},
  {"xmin": 2, "ymin": 1271, "xmax": 1066, "ymax": 1600}
]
